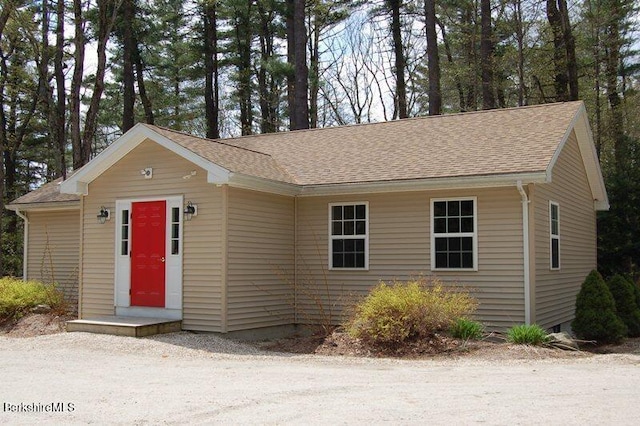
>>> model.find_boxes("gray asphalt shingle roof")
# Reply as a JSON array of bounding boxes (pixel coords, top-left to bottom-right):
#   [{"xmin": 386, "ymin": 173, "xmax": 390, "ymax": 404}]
[{"xmin": 9, "ymin": 101, "xmax": 584, "ymax": 206}]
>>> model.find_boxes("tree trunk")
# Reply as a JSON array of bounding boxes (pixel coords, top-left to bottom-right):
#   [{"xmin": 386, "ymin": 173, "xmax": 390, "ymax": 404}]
[
  {"xmin": 480, "ymin": 0, "xmax": 495, "ymax": 109},
  {"xmin": 0, "ymin": 59, "xmax": 5, "ymax": 276},
  {"xmin": 292, "ymin": 0, "xmax": 309, "ymax": 129},
  {"xmin": 547, "ymin": 0, "xmax": 568, "ymax": 102},
  {"xmin": 122, "ymin": 0, "xmax": 136, "ymax": 132},
  {"xmin": 133, "ymin": 40, "xmax": 154, "ymax": 125},
  {"xmin": 235, "ymin": 1, "xmax": 253, "ymax": 136},
  {"xmin": 513, "ymin": 0, "xmax": 526, "ymax": 106},
  {"xmin": 54, "ymin": 0, "xmax": 66, "ymax": 178},
  {"xmin": 462, "ymin": 4, "xmax": 477, "ymax": 111},
  {"xmin": 389, "ymin": 0, "xmax": 407, "ymax": 119},
  {"xmin": 0, "ymin": 0, "xmax": 15, "ymax": 39},
  {"xmin": 424, "ymin": 0, "xmax": 441, "ymax": 115},
  {"xmin": 436, "ymin": 17, "xmax": 465, "ymax": 111},
  {"xmin": 37, "ymin": 0, "xmax": 66, "ymax": 179},
  {"xmin": 70, "ymin": 0, "xmax": 86, "ymax": 170},
  {"xmin": 603, "ymin": 4, "xmax": 625, "ymax": 170},
  {"xmin": 257, "ymin": 2, "xmax": 276, "ymax": 134},
  {"xmin": 309, "ymin": 21, "xmax": 320, "ymax": 128},
  {"xmin": 558, "ymin": 0, "xmax": 578, "ymax": 101},
  {"xmin": 286, "ymin": 0, "xmax": 296, "ymax": 130},
  {"xmin": 203, "ymin": 1, "xmax": 219, "ymax": 139},
  {"xmin": 81, "ymin": 0, "xmax": 121, "ymax": 164},
  {"xmin": 588, "ymin": 0, "xmax": 602, "ymax": 156}
]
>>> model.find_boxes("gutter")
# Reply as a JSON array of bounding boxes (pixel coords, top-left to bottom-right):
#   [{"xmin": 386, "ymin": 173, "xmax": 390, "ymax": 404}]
[
  {"xmin": 516, "ymin": 181, "xmax": 531, "ymax": 325},
  {"xmin": 14, "ymin": 209, "xmax": 29, "ymax": 280}
]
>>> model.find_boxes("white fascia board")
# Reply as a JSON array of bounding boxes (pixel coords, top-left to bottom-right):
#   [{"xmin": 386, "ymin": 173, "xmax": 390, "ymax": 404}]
[
  {"xmin": 229, "ymin": 173, "xmax": 301, "ymax": 196},
  {"xmin": 5, "ymin": 201, "xmax": 80, "ymax": 212},
  {"xmin": 545, "ymin": 103, "xmax": 610, "ymax": 211},
  {"xmin": 60, "ymin": 124, "xmax": 231, "ymax": 194},
  {"xmin": 298, "ymin": 172, "xmax": 548, "ymax": 197},
  {"xmin": 61, "ymin": 123, "xmax": 150, "ymax": 194},
  {"xmin": 148, "ymin": 129, "xmax": 231, "ymax": 185}
]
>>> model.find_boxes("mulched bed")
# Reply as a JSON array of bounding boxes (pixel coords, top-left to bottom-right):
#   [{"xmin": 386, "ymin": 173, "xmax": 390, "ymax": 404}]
[
  {"xmin": 3, "ymin": 313, "xmax": 640, "ymax": 360},
  {"xmin": 259, "ymin": 327, "xmax": 640, "ymax": 360},
  {"xmin": 0, "ymin": 313, "xmax": 76, "ymax": 337}
]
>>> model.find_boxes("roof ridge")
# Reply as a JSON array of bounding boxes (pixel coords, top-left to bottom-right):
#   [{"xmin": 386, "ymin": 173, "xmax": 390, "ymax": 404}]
[
  {"xmin": 145, "ymin": 124, "xmax": 274, "ymax": 157},
  {"xmin": 204, "ymin": 101, "xmax": 584, "ymax": 144}
]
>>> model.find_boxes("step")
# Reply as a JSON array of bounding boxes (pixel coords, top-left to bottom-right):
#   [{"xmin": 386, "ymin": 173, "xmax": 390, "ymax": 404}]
[{"xmin": 66, "ymin": 316, "xmax": 182, "ymax": 337}]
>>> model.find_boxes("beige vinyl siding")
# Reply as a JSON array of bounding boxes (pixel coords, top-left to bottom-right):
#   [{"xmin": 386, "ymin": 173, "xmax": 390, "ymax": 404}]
[
  {"xmin": 26, "ymin": 210, "xmax": 80, "ymax": 307},
  {"xmin": 226, "ymin": 188, "xmax": 295, "ymax": 331},
  {"xmin": 296, "ymin": 188, "xmax": 525, "ymax": 330},
  {"xmin": 81, "ymin": 139, "xmax": 224, "ymax": 331},
  {"xmin": 534, "ymin": 131, "xmax": 596, "ymax": 329}
]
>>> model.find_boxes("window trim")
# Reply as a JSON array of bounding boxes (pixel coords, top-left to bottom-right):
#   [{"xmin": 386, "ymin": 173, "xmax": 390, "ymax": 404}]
[
  {"xmin": 549, "ymin": 201, "xmax": 560, "ymax": 270},
  {"xmin": 430, "ymin": 197, "xmax": 478, "ymax": 272},
  {"xmin": 328, "ymin": 201, "xmax": 369, "ymax": 270}
]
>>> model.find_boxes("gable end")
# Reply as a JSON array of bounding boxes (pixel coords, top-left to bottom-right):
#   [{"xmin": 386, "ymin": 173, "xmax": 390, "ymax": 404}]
[
  {"xmin": 545, "ymin": 104, "xmax": 609, "ymax": 211},
  {"xmin": 60, "ymin": 124, "xmax": 231, "ymax": 195}
]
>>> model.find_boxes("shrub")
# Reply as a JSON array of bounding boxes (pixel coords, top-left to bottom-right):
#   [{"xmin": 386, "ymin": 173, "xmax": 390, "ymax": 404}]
[
  {"xmin": 506, "ymin": 324, "xmax": 549, "ymax": 345},
  {"xmin": 346, "ymin": 278, "xmax": 477, "ymax": 348},
  {"xmin": 449, "ymin": 318, "xmax": 484, "ymax": 340},
  {"xmin": 607, "ymin": 274, "xmax": 640, "ymax": 337},
  {"xmin": 633, "ymin": 280, "xmax": 640, "ymax": 311},
  {"xmin": 571, "ymin": 270, "xmax": 627, "ymax": 343},
  {"xmin": 0, "ymin": 277, "xmax": 66, "ymax": 322}
]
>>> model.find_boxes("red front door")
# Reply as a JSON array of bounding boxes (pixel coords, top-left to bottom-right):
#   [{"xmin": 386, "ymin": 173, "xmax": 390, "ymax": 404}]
[{"xmin": 131, "ymin": 200, "xmax": 166, "ymax": 307}]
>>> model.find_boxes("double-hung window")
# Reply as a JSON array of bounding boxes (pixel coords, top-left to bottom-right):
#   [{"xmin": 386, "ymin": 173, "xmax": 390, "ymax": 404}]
[
  {"xmin": 550, "ymin": 201, "xmax": 560, "ymax": 270},
  {"xmin": 329, "ymin": 202, "xmax": 368, "ymax": 269},
  {"xmin": 431, "ymin": 198, "xmax": 477, "ymax": 270}
]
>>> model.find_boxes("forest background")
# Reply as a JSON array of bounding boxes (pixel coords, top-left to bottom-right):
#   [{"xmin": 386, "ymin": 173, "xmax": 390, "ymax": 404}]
[{"xmin": 0, "ymin": 0, "xmax": 638, "ymax": 280}]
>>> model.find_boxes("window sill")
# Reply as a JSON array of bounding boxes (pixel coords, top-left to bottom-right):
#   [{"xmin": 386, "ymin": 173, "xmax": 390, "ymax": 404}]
[
  {"xmin": 432, "ymin": 268, "xmax": 478, "ymax": 272},
  {"xmin": 329, "ymin": 267, "xmax": 370, "ymax": 272}
]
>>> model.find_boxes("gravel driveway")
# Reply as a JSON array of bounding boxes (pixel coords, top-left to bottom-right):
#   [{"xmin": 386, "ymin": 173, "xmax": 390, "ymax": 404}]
[{"xmin": 1, "ymin": 332, "xmax": 640, "ymax": 425}]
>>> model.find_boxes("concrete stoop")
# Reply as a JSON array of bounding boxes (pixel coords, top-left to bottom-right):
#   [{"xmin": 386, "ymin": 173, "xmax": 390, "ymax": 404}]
[{"xmin": 66, "ymin": 316, "xmax": 182, "ymax": 337}]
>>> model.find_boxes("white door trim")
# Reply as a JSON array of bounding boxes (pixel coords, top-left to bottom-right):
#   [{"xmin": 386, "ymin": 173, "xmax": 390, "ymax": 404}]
[{"xmin": 114, "ymin": 195, "xmax": 183, "ymax": 319}]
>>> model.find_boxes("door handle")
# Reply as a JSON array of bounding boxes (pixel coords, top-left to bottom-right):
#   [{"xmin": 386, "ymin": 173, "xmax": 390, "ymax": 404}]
[{"xmin": 160, "ymin": 257, "xmax": 165, "ymax": 263}]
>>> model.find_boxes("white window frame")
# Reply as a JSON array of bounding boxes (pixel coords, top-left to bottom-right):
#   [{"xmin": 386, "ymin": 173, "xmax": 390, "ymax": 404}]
[
  {"xmin": 430, "ymin": 197, "xmax": 478, "ymax": 272},
  {"xmin": 549, "ymin": 201, "xmax": 560, "ymax": 270},
  {"xmin": 328, "ymin": 201, "xmax": 369, "ymax": 270}
]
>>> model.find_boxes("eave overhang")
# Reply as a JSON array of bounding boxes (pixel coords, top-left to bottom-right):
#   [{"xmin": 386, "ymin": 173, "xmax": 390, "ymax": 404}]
[
  {"xmin": 297, "ymin": 172, "xmax": 549, "ymax": 197},
  {"xmin": 6, "ymin": 201, "xmax": 80, "ymax": 212}
]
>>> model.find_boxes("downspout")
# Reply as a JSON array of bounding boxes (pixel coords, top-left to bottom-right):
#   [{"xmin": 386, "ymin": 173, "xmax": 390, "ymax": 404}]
[
  {"xmin": 294, "ymin": 196, "xmax": 298, "ymax": 324},
  {"xmin": 15, "ymin": 209, "xmax": 29, "ymax": 280},
  {"xmin": 517, "ymin": 181, "xmax": 531, "ymax": 325}
]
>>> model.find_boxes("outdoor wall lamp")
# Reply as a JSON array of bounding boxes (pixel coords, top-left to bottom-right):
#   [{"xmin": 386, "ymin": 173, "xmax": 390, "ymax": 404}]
[
  {"xmin": 97, "ymin": 206, "xmax": 110, "ymax": 224},
  {"xmin": 184, "ymin": 201, "xmax": 197, "ymax": 221}
]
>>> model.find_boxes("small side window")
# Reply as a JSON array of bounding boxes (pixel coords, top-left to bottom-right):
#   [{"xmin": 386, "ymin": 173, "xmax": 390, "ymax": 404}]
[
  {"xmin": 121, "ymin": 209, "xmax": 129, "ymax": 255},
  {"xmin": 171, "ymin": 207, "xmax": 180, "ymax": 255},
  {"xmin": 550, "ymin": 202, "xmax": 560, "ymax": 270}
]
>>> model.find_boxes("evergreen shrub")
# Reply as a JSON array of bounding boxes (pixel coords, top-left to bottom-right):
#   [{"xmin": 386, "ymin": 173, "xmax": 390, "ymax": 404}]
[
  {"xmin": 571, "ymin": 270, "xmax": 627, "ymax": 343},
  {"xmin": 608, "ymin": 274, "xmax": 640, "ymax": 337}
]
